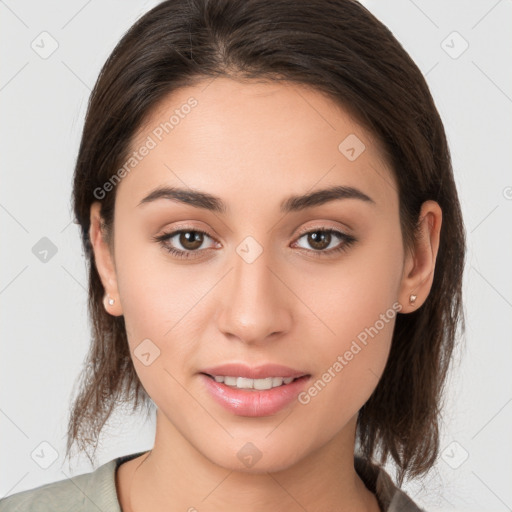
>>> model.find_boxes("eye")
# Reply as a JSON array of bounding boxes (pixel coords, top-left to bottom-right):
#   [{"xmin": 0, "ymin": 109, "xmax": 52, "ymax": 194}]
[
  {"xmin": 153, "ymin": 226, "xmax": 357, "ymax": 260},
  {"xmin": 292, "ymin": 227, "xmax": 356, "ymax": 257},
  {"xmin": 152, "ymin": 228, "xmax": 218, "ymax": 259}
]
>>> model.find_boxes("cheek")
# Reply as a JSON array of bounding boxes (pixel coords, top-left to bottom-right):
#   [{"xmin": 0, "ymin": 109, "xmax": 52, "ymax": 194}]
[
  {"xmin": 293, "ymin": 226, "xmax": 403, "ymax": 404},
  {"xmin": 294, "ymin": 222, "xmax": 403, "ymax": 339},
  {"xmin": 114, "ymin": 224, "xmax": 197, "ymax": 335},
  {"xmin": 113, "ymin": 246, "xmax": 201, "ymax": 409},
  {"xmin": 113, "ymin": 234, "xmax": 212, "ymax": 388},
  {"xmin": 292, "ymin": 284, "xmax": 400, "ymax": 430}
]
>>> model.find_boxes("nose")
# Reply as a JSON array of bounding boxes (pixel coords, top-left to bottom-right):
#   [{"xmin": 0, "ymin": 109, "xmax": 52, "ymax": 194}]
[{"xmin": 215, "ymin": 245, "xmax": 293, "ymax": 346}]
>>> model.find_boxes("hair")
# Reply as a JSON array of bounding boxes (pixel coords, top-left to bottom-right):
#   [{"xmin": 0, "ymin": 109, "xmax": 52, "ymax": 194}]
[{"xmin": 67, "ymin": 0, "xmax": 466, "ymax": 486}]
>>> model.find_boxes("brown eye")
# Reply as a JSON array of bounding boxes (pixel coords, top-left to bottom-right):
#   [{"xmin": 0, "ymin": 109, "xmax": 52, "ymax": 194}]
[
  {"xmin": 153, "ymin": 226, "xmax": 356, "ymax": 261},
  {"xmin": 293, "ymin": 228, "xmax": 357, "ymax": 256},
  {"xmin": 152, "ymin": 228, "xmax": 218, "ymax": 259},
  {"xmin": 306, "ymin": 230, "xmax": 332, "ymax": 251},
  {"xmin": 177, "ymin": 231, "xmax": 204, "ymax": 251}
]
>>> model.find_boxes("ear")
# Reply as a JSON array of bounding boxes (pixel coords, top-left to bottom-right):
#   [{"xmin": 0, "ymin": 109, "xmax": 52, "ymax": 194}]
[
  {"xmin": 398, "ymin": 200, "xmax": 442, "ymax": 313},
  {"xmin": 89, "ymin": 201, "xmax": 123, "ymax": 316}
]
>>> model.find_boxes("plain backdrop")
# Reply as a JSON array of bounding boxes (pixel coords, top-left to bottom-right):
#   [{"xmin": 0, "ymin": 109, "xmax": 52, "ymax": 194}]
[{"xmin": 1, "ymin": 1, "xmax": 511, "ymax": 510}]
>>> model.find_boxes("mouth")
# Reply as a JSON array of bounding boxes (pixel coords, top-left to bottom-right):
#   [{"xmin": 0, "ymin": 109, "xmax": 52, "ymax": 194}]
[
  {"xmin": 199, "ymin": 370, "xmax": 312, "ymax": 416},
  {"xmin": 200, "ymin": 373, "xmax": 310, "ymax": 391}
]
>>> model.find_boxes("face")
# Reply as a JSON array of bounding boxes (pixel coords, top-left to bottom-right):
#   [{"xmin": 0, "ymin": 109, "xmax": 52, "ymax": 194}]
[{"xmin": 92, "ymin": 77, "xmax": 418, "ymax": 472}]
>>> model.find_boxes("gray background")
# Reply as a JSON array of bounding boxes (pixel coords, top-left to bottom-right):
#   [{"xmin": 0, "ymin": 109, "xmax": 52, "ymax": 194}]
[{"xmin": 1, "ymin": 1, "xmax": 511, "ymax": 510}]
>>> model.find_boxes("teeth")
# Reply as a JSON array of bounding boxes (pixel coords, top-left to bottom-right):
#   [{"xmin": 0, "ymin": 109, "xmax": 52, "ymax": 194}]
[
  {"xmin": 272, "ymin": 377, "xmax": 283, "ymax": 387},
  {"xmin": 211, "ymin": 375, "xmax": 296, "ymax": 390},
  {"xmin": 255, "ymin": 377, "xmax": 274, "ymax": 390}
]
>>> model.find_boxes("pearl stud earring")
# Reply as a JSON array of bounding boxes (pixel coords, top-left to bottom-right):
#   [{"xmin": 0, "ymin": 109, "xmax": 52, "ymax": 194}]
[
  {"xmin": 409, "ymin": 294, "xmax": 417, "ymax": 306},
  {"xmin": 104, "ymin": 294, "xmax": 115, "ymax": 307}
]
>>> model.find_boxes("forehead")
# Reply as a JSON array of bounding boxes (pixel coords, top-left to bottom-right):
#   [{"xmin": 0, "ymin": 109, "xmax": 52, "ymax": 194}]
[{"xmin": 117, "ymin": 77, "xmax": 397, "ymax": 213}]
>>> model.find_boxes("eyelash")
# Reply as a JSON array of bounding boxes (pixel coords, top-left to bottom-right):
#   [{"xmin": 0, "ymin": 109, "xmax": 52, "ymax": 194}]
[{"xmin": 152, "ymin": 227, "xmax": 357, "ymax": 260}]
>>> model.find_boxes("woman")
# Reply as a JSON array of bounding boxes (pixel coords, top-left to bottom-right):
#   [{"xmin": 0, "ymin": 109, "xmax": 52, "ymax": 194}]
[{"xmin": 0, "ymin": 0, "xmax": 465, "ymax": 510}]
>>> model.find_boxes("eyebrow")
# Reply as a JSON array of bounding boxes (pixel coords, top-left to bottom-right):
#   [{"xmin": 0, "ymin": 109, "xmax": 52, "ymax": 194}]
[{"xmin": 137, "ymin": 184, "xmax": 375, "ymax": 213}]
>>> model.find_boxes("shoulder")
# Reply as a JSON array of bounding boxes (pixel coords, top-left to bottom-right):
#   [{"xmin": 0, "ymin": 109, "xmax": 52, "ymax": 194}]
[
  {"xmin": 0, "ymin": 458, "xmax": 120, "ymax": 512},
  {"xmin": 354, "ymin": 455, "xmax": 427, "ymax": 512}
]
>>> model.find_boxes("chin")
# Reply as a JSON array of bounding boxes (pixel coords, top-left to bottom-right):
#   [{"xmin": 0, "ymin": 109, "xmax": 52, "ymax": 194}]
[{"xmin": 201, "ymin": 439, "xmax": 307, "ymax": 475}]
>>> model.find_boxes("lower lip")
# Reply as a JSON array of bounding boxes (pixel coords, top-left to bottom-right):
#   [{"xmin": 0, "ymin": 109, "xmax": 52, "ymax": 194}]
[{"xmin": 200, "ymin": 374, "xmax": 311, "ymax": 417}]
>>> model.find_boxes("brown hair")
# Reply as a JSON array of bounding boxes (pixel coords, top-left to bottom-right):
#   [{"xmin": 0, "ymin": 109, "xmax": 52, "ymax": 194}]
[{"xmin": 68, "ymin": 0, "xmax": 466, "ymax": 486}]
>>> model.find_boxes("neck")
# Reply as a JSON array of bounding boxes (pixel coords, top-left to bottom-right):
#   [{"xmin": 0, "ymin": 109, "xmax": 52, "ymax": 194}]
[{"xmin": 123, "ymin": 410, "xmax": 379, "ymax": 512}]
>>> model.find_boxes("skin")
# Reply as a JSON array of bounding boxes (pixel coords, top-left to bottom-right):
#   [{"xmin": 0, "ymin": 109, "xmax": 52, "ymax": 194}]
[{"xmin": 89, "ymin": 77, "xmax": 442, "ymax": 512}]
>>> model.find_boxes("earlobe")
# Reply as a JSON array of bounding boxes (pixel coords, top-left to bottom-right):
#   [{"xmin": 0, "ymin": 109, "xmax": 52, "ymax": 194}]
[
  {"xmin": 89, "ymin": 202, "xmax": 123, "ymax": 316},
  {"xmin": 399, "ymin": 200, "xmax": 442, "ymax": 313}
]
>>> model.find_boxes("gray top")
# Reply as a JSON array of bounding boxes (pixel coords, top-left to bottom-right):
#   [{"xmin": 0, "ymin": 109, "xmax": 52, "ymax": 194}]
[{"xmin": 0, "ymin": 452, "xmax": 425, "ymax": 511}]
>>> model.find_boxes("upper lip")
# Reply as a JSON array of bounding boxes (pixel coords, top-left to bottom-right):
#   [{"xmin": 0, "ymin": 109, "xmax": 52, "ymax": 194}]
[{"xmin": 200, "ymin": 363, "xmax": 309, "ymax": 380}]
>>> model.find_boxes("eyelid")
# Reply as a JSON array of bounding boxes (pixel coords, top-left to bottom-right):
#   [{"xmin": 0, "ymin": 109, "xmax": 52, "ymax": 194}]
[
  {"xmin": 157, "ymin": 221, "xmax": 218, "ymax": 240},
  {"xmin": 156, "ymin": 221, "xmax": 351, "ymax": 244},
  {"xmin": 294, "ymin": 221, "xmax": 352, "ymax": 237}
]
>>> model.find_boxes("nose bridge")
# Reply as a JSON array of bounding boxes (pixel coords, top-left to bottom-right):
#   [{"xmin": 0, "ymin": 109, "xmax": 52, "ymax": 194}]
[
  {"xmin": 233, "ymin": 241, "xmax": 274, "ymax": 303},
  {"xmin": 216, "ymin": 237, "xmax": 291, "ymax": 343}
]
